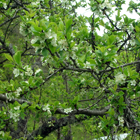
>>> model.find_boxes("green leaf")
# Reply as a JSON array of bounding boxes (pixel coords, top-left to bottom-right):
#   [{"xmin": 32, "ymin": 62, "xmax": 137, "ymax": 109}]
[
  {"xmin": 42, "ymin": 47, "xmax": 48, "ymax": 57},
  {"xmin": 87, "ymin": 59, "xmax": 96, "ymax": 66},
  {"xmin": 79, "ymin": 54, "xmax": 86, "ymax": 62},
  {"xmin": 20, "ymin": 111, "xmax": 25, "ymax": 119},
  {"xmin": 13, "ymin": 51, "xmax": 21, "ymax": 65},
  {"xmin": 4, "ymin": 53, "xmax": 13, "ymax": 61},
  {"xmin": 28, "ymin": 77, "xmax": 33, "ymax": 85},
  {"xmin": 107, "ymin": 35, "xmax": 115, "ymax": 45},
  {"xmin": 135, "ymin": 26, "xmax": 140, "ymax": 32},
  {"xmin": 95, "ymin": 50, "xmax": 102, "ymax": 57},
  {"xmin": 40, "ymin": 19, "xmax": 48, "ymax": 31},
  {"xmin": 118, "ymin": 91, "xmax": 124, "ymax": 96},
  {"xmin": 27, "ymin": 21, "xmax": 36, "ymax": 26},
  {"xmin": 99, "ymin": 19, "xmax": 104, "ymax": 26},
  {"xmin": 72, "ymin": 95, "xmax": 80, "ymax": 104},
  {"xmin": 31, "ymin": 25, "xmax": 42, "ymax": 33},
  {"xmin": 59, "ymin": 21, "xmax": 64, "ymax": 31},
  {"xmin": 49, "ymin": 22, "xmax": 58, "ymax": 32},
  {"xmin": 49, "ymin": 46, "xmax": 56, "ymax": 53},
  {"xmin": 70, "ymin": 41, "xmax": 75, "ymax": 48},
  {"xmin": 65, "ymin": 18, "xmax": 72, "ymax": 37},
  {"xmin": 116, "ymin": 16, "xmax": 122, "ymax": 21},
  {"xmin": 3, "ymin": 64, "xmax": 14, "ymax": 68},
  {"xmin": 21, "ymin": 102, "xmax": 28, "ymax": 109},
  {"xmin": 119, "ymin": 96, "xmax": 124, "ymax": 104},
  {"xmin": 123, "ymin": 15, "xmax": 128, "ymax": 24},
  {"xmin": 0, "ymin": 88, "xmax": 6, "ymax": 94}
]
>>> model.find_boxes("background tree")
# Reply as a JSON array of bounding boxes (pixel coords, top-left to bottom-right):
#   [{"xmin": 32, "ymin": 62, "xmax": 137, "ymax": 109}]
[{"xmin": 0, "ymin": 0, "xmax": 140, "ymax": 139}]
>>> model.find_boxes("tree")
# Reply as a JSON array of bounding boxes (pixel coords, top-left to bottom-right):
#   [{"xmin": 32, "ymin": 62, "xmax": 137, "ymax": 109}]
[{"xmin": 0, "ymin": 0, "xmax": 140, "ymax": 139}]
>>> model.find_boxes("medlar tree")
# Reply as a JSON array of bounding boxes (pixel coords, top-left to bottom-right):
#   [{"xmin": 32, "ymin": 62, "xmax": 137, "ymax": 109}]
[{"xmin": 0, "ymin": 0, "xmax": 140, "ymax": 139}]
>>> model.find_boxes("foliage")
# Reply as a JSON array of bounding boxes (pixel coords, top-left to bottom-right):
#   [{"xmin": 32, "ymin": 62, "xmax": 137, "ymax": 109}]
[{"xmin": 0, "ymin": 0, "xmax": 140, "ymax": 139}]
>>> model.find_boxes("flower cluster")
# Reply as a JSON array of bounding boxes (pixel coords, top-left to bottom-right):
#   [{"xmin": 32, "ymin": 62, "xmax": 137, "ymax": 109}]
[
  {"xmin": 19, "ymin": 23, "xmax": 31, "ymax": 37},
  {"xmin": 115, "ymin": 73, "xmax": 126, "ymax": 85},
  {"xmin": 35, "ymin": 69, "xmax": 42, "ymax": 75},
  {"xmin": 6, "ymin": 87, "xmax": 22, "ymax": 101},
  {"xmin": 61, "ymin": 0, "xmax": 69, "ymax": 6},
  {"xmin": 0, "ymin": 131, "xmax": 4, "ymax": 137},
  {"xmin": 2, "ymin": 2, "xmax": 7, "ymax": 9},
  {"xmin": 42, "ymin": 104, "xmax": 52, "ymax": 117},
  {"xmin": 98, "ymin": 122, "xmax": 102, "ymax": 129},
  {"xmin": 45, "ymin": 29, "xmax": 57, "ymax": 47},
  {"xmin": 24, "ymin": 65, "xmax": 33, "ymax": 76},
  {"xmin": 13, "ymin": 65, "xmax": 33, "ymax": 78},
  {"xmin": 118, "ymin": 116, "xmax": 124, "ymax": 127},
  {"xmin": 84, "ymin": 61, "xmax": 91, "ymax": 69},
  {"xmin": 49, "ymin": 67, "xmax": 54, "ymax": 74},
  {"xmin": 13, "ymin": 68, "xmax": 20, "ymax": 77},
  {"xmin": 64, "ymin": 107, "xmax": 73, "ymax": 114},
  {"xmin": 31, "ymin": 29, "xmax": 57, "ymax": 49},
  {"xmin": 48, "ymin": 120, "xmax": 54, "ymax": 127},
  {"xmin": 58, "ymin": 39, "xmax": 68, "ymax": 51},
  {"xmin": 99, "ymin": 0, "xmax": 112, "ymax": 11},
  {"xmin": 9, "ymin": 106, "xmax": 20, "ymax": 122},
  {"xmin": 130, "ymin": 80, "xmax": 136, "ymax": 86}
]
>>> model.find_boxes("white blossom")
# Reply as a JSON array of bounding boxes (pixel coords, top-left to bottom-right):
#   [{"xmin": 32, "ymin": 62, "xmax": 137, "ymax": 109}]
[
  {"xmin": 31, "ymin": 38, "xmax": 37, "ymax": 44},
  {"xmin": 6, "ymin": 93, "xmax": 14, "ymax": 101},
  {"xmin": 25, "ymin": 81, "xmax": 29, "ymax": 84},
  {"xmin": 99, "ymin": 0, "xmax": 112, "ymax": 11},
  {"xmin": 9, "ymin": 110, "xmax": 20, "ymax": 122},
  {"xmin": 58, "ymin": 39, "xmax": 68, "ymax": 51},
  {"xmin": 24, "ymin": 66, "xmax": 33, "ymax": 76},
  {"xmin": 41, "ymin": 57, "xmax": 44, "ymax": 62},
  {"xmin": 131, "ymin": 34, "xmax": 135, "ymax": 39},
  {"xmin": 19, "ymin": 23, "xmax": 27, "ymax": 36},
  {"xmin": 15, "ymin": 87, "xmax": 22, "ymax": 97},
  {"xmin": 49, "ymin": 67, "xmax": 54, "ymax": 74},
  {"xmin": 130, "ymin": 80, "xmax": 136, "ymax": 86},
  {"xmin": 51, "ymin": 38, "xmax": 57, "ymax": 47},
  {"xmin": 35, "ymin": 69, "xmax": 42, "ymax": 75},
  {"xmin": 118, "ymin": 116, "xmax": 124, "ymax": 127},
  {"xmin": 64, "ymin": 107, "xmax": 73, "ymax": 114},
  {"xmin": 42, "ymin": 104, "xmax": 52, "ymax": 117},
  {"xmin": 45, "ymin": 29, "xmax": 52, "ymax": 38},
  {"xmin": 51, "ymin": 33, "xmax": 57, "ymax": 40},
  {"xmin": 130, "ymin": 40, "xmax": 135, "ymax": 46},
  {"xmin": 31, "ymin": 2, "xmax": 40, "ymax": 6},
  {"xmin": 72, "ymin": 47, "xmax": 78, "ymax": 51},
  {"xmin": 42, "ymin": 104, "xmax": 50, "ymax": 111},
  {"xmin": 81, "ymin": 78, "xmax": 85, "ymax": 82},
  {"xmin": 71, "ymin": 51, "xmax": 77, "ymax": 59},
  {"xmin": 115, "ymin": 73, "xmax": 126, "ymax": 85},
  {"xmin": 84, "ymin": 61, "xmax": 91, "ymax": 68},
  {"xmin": 0, "ymin": 131, "xmax": 4, "ymax": 137},
  {"xmin": 16, "ymin": 87, "xmax": 22, "ymax": 93},
  {"xmin": 14, "ymin": 106, "xmax": 20, "ymax": 110},
  {"xmin": 48, "ymin": 120, "xmax": 54, "ymax": 127},
  {"xmin": 25, "ymin": 68, "xmax": 33, "ymax": 76},
  {"xmin": 98, "ymin": 122, "xmax": 102, "ymax": 129},
  {"xmin": 47, "ymin": 109, "xmax": 52, "ymax": 117},
  {"xmin": 13, "ymin": 68, "xmax": 20, "ymax": 77},
  {"xmin": 3, "ymin": 3, "xmax": 7, "ymax": 9}
]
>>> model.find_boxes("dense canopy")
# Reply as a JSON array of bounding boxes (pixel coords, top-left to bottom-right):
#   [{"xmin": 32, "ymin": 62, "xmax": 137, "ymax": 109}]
[{"xmin": 0, "ymin": 0, "xmax": 140, "ymax": 139}]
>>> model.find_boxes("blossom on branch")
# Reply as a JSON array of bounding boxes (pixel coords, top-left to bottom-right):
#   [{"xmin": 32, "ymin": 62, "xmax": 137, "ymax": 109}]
[
  {"xmin": 64, "ymin": 107, "xmax": 73, "ymax": 114},
  {"xmin": 13, "ymin": 68, "xmax": 20, "ymax": 77},
  {"xmin": 130, "ymin": 80, "xmax": 136, "ymax": 86},
  {"xmin": 118, "ymin": 116, "xmax": 124, "ymax": 127},
  {"xmin": 115, "ymin": 73, "xmax": 126, "ymax": 85}
]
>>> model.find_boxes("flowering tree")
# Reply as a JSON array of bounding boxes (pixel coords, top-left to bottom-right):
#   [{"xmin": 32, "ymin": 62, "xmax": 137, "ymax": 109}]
[{"xmin": 0, "ymin": 0, "xmax": 140, "ymax": 139}]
